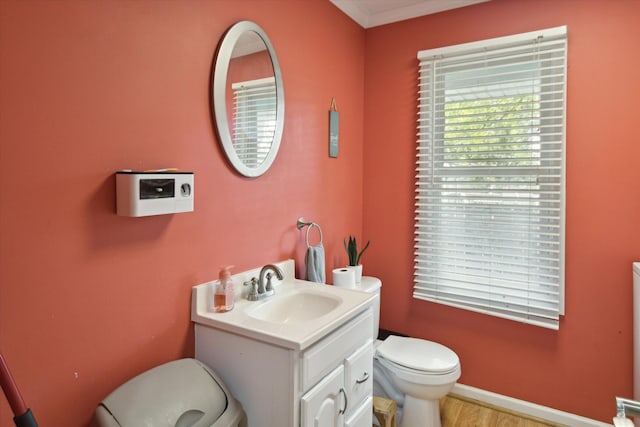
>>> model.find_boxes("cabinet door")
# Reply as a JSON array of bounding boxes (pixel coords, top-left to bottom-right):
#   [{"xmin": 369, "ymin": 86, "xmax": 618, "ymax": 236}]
[
  {"xmin": 345, "ymin": 396, "xmax": 373, "ymax": 427},
  {"xmin": 344, "ymin": 340, "xmax": 373, "ymax": 413},
  {"xmin": 301, "ymin": 365, "xmax": 345, "ymax": 427}
]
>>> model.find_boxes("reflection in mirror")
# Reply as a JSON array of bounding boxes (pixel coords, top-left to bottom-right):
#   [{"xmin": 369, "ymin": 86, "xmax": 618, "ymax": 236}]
[
  {"xmin": 212, "ymin": 21, "xmax": 284, "ymax": 178},
  {"xmin": 228, "ymin": 31, "xmax": 276, "ymax": 168}
]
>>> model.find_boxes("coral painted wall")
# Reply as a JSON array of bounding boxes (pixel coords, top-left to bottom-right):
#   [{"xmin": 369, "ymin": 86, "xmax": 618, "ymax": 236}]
[
  {"xmin": 363, "ymin": 0, "xmax": 640, "ymax": 422},
  {"xmin": 0, "ymin": 1, "xmax": 364, "ymax": 425},
  {"xmin": 2, "ymin": 0, "xmax": 639, "ymax": 425}
]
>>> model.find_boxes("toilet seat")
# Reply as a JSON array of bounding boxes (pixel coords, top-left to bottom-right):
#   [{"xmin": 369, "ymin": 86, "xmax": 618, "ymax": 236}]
[
  {"xmin": 377, "ymin": 355, "xmax": 457, "ymax": 376},
  {"xmin": 376, "ymin": 335, "xmax": 459, "ymax": 375},
  {"xmin": 376, "ymin": 355, "xmax": 461, "ymax": 386}
]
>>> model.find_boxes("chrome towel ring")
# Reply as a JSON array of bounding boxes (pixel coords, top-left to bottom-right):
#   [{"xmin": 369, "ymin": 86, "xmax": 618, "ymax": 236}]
[{"xmin": 296, "ymin": 217, "xmax": 323, "ymax": 248}]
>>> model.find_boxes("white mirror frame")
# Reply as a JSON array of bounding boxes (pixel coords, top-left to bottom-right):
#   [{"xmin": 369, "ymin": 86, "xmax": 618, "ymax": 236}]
[{"xmin": 211, "ymin": 21, "xmax": 285, "ymax": 178}]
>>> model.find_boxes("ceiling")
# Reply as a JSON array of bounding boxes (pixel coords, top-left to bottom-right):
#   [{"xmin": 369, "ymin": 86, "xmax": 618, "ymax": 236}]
[{"xmin": 329, "ymin": 0, "xmax": 490, "ymax": 28}]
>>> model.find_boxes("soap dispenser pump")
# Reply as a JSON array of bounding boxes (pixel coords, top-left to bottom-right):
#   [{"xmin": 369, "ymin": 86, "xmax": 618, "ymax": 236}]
[{"xmin": 214, "ymin": 265, "xmax": 235, "ymax": 313}]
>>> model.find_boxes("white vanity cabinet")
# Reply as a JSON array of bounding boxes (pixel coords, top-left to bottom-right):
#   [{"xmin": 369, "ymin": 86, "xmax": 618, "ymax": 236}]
[{"xmin": 195, "ymin": 307, "xmax": 374, "ymax": 427}]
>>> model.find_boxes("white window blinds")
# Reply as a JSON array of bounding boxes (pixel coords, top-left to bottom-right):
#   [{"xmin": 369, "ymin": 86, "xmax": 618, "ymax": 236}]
[
  {"xmin": 232, "ymin": 77, "xmax": 277, "ymax": 168},
  {"xmin": 414, "ymin": 26, "xmax": 567, "ymax": 330}
]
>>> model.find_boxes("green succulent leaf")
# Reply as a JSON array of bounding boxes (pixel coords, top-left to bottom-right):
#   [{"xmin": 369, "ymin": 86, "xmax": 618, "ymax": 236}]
[{"xmin": 344, "ymin": 235, "xmax": 370, "ymax": 266}]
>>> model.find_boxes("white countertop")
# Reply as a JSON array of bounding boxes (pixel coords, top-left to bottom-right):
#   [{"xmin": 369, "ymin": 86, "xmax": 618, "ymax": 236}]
[{"xmin": 191, "ymin": 259, "xmax": 376, "ymax": 350}]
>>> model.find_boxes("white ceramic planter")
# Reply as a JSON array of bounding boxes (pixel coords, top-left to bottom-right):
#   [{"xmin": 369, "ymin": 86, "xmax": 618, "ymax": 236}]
[{"xmin": 345, "ymin": 265, "xmax": 363, "ymax": 283}]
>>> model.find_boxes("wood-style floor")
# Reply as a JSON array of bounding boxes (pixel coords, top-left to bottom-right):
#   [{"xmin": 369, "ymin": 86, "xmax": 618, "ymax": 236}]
[{"xmin": 438, "ymin": 394, "xmax": 565, "ymax": 427}]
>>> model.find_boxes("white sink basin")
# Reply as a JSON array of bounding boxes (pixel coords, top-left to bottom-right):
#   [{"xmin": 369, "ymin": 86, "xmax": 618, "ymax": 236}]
[
  {"xmin": 246, "ymin": 291, "xmax": 342, "ymax": 324},
  {"xmin": 191, "ymin": 259, "xmax": 376, "ymax": 350}
]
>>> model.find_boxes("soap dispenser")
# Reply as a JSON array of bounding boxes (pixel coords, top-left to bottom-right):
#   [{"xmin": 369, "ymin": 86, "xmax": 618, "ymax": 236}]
[{"xmin": 214, "ymin": 266, "xmax": 235, "ymax": 313}]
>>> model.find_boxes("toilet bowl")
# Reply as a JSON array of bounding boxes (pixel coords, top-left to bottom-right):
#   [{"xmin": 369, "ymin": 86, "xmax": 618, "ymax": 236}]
[{"xmin": 356, "ymin": 277, "xmax": 461, "ymax": 427}]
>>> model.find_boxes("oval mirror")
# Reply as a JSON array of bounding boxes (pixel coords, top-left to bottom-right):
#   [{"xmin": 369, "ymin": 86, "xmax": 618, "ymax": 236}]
[{"xmin": 211, "ymin": 21, "xmax": 285, "ymax": 178}]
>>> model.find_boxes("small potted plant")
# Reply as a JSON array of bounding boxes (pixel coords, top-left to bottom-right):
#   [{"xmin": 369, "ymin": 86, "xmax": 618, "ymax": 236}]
[{"xmin": 344, "ymin": 235, "xmax": 370, "ymax": 283}]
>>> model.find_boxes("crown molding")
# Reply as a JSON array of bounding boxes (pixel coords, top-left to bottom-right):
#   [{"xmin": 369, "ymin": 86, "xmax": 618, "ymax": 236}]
[{"xmin": 330, "ymin": 0, "xmax": 490, "ymax": 28}]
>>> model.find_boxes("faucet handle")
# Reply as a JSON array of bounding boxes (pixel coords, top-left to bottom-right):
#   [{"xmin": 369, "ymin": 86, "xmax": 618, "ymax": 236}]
[
  {"xmin": 265, "ymin": 272, "xmax": 274, "ymax": 292},
  {"xmin": 243, "ymin": 277, "xmax": 259, "ymax": 301}
]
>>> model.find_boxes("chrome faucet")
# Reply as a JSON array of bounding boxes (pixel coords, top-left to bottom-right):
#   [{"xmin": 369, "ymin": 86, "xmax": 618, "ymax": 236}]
[
  {"xmin": 243, "ymin": 264, "xmax": 284, "ymax": 301},
  {"xmin": 259, "ymin": 264, "xmax": 284, "ymax": 294}
]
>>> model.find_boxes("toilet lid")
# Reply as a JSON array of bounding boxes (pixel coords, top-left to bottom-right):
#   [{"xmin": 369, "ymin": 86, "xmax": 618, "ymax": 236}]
[{"xmin": 376, "ymin": 335, "xmax": 459, "ymax": 374}]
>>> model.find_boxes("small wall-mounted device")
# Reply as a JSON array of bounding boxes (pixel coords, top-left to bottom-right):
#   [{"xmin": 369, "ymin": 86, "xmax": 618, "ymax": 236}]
[{"xmin": 116, "ymin": 171, "xmax": 194, "ymax": 217}]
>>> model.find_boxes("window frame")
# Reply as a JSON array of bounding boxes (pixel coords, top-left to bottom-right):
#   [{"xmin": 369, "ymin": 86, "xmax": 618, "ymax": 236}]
[{"xmin": 414, "ymin": 26, "xmax": 568, "ymax": 330}]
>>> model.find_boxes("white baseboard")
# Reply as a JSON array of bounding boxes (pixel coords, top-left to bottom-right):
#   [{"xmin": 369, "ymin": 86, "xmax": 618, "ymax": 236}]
[{"xmin": 452, "ymin": 383, "xmax": 612, "ymax": 427}]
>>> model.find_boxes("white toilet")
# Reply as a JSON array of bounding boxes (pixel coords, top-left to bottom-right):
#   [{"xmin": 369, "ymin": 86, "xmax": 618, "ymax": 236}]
[{"xmin": 357, "ymin": 277, "xmax": 461, "ymax": 427}]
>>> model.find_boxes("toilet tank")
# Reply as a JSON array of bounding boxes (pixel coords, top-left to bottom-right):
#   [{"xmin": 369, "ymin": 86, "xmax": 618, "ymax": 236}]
[{"xmin": 356, "ymin": 276, "xmax": 382, "ymax": 340}]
